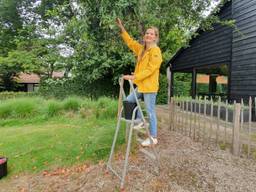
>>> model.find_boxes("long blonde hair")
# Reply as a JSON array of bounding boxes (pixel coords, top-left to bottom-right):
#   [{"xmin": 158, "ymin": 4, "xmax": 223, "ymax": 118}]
[{"xmin": 138, "ymin": 26, "xmax": 159, "ymax": 61}]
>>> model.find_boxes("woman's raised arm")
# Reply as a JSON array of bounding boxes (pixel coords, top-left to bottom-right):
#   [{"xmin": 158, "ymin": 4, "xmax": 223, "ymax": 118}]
[
  {"xmin": 116, "ymin": 18, "xmax": 142, "ymax": 56},
  {"xmin": 116, "ymin": 18, "xmax": 125, "ymax": 32}
]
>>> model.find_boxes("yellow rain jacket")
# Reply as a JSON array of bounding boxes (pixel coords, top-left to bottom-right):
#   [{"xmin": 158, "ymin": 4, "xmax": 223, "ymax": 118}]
[{"xmin": 121, "ymin": 31, "xmax": 163, "ymax": 93}]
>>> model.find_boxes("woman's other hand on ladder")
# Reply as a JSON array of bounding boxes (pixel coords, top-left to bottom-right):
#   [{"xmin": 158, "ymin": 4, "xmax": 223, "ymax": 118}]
[{"xmin": 123, "ymin": 74, "xmax": 135, "ymax": 81}]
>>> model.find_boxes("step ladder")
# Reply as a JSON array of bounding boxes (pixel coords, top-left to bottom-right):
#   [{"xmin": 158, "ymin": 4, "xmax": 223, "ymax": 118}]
[{"xmin": 106, "ymin": 77, "xmax": 160, "ymax": 190}]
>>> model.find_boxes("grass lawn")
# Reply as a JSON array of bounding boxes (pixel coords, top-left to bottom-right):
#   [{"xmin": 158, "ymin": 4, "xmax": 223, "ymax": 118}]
[{"xmin": 0, "ymin": 97, "xmax": 126, "ymax": 178}]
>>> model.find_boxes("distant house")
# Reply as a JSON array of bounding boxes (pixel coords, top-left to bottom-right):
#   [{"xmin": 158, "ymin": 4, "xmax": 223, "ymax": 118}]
[
  {"xmin": 168, "ymin": 0, "xmax": 256, "ymax": 101},
  {"xmin": 16, "ymin": 72, "xmax": 64, "ymax": 92}
]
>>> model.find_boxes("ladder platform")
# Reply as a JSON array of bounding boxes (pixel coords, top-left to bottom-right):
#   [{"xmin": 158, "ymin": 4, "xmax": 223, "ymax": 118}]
[{"xmin": 120, "ymin": 118, "xmax": 142, "ymax": 124}]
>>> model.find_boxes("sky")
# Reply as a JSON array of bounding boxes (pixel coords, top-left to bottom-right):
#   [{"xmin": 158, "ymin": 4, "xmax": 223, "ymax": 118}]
[{"xmin": 203, "ymin": 0, "xmax": 221, "ymax": 17}]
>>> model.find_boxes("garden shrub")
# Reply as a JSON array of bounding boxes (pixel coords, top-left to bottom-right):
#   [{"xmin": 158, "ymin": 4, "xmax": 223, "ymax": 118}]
[
  {"xmin": 157, "ymin": 74, "xmax": 168, "ymax": 104},
  {"xmin": 0, "ymin": 91, "xmax": 37, "ymax": 100}
]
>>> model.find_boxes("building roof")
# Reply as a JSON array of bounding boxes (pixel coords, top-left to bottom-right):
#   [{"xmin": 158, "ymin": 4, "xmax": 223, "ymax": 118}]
[
  {"xmin": 16, "ymin": 72, "xmax": 64, "ymax": 84},
  {"xmin": 168, "ymin": 1, "xmax": 231, "ymax": 67}
]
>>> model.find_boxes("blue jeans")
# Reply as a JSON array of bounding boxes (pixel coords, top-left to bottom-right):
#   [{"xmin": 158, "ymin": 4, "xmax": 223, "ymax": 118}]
[{"xmin": 126, "ymin": 88, "xmax": 157, "ymax": 138}]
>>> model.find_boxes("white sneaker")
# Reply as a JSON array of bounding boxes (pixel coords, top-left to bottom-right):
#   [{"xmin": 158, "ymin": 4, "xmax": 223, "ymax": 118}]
[
  {"xmin": 133, "ymin": 122, "xmax": 145, "ymax": 130},
  {"xmin": 141, "ymin": 137, "xmax": 158, "ymax": 147}
]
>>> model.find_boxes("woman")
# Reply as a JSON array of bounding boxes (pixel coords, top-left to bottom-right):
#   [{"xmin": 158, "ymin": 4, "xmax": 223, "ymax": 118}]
[{"xmin": 116, "ymin": 18, "xmax": 162, "ymax": 147}]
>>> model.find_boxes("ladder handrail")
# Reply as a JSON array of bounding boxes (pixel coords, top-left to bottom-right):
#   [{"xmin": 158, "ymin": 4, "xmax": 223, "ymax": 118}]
[{"xmin": 127, "ymin": 79, "xmax": 146, "ymax": 123}]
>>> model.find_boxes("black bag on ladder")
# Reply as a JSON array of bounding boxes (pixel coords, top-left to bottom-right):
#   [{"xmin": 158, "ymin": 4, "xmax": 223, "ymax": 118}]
[{"xmin": 122, "ymin": 100, "xmax": 137, "ymax": 120}]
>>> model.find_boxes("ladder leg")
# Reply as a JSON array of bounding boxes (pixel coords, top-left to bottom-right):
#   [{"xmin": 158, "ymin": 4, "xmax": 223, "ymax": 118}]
[
  {"xmin": 107, "ymin": 108, "xmax": 123, "ymax": 166},
  {"xmin": 120, "ymin": 120, "xmax": 134, "ymax": 189}
]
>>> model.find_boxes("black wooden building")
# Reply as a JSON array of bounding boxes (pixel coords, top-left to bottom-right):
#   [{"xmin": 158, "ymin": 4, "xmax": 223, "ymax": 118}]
[{"xmin": 168, "ymin": 0, "xmax": 256, "ymax": 101}]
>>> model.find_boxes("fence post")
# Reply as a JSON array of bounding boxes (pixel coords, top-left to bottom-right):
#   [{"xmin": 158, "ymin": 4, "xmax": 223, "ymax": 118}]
[
  {"xmin": 248, "ymin": 97, "xmax": 252, "ymax": 158},
  {"xmin": 232, "ymin": 103, "xmax": 241, "ymax": 156},
  {"xmin": 169, "ymin": 97, "xmax": 174, "ymax": 130},
  {"xmin": 167, "ymin": 67, "xmax": 171, "ymax": 104}
]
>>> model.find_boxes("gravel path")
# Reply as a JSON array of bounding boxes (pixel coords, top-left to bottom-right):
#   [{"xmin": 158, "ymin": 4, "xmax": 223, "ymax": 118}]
[{"xmin": 1, "ymin": 122, "xmax": 256, "ymax": 192}]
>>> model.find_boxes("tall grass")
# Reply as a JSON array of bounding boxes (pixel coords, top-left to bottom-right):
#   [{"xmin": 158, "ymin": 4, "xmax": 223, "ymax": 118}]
[
  {"xmin": 0, "ymin": 98, "xmax": 42, "ymax": 118},
  {"xmin": 95, "ymin": 97, "xmax": 118, "ymax": 119},
  {"xmin": 0, "ymin": 96, "xmax": 117, "ymax": 120},
  {"xmin": 46, "ymin": 100, "xmax": 63, "ymax": 117},
  {"xmin": 63, "ymin": 97, "xmax": 82, "ymax": 111}
]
